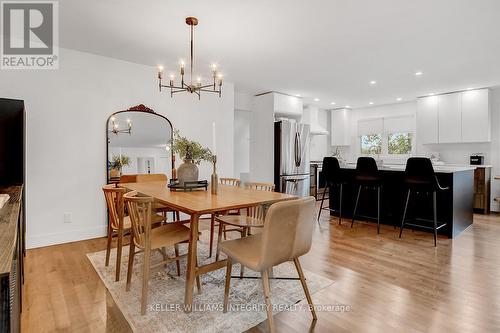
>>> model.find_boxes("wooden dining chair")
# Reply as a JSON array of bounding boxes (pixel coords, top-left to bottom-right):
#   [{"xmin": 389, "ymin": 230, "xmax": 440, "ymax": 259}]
[
  {"xmin": 219, "ymin": 178, "xmax": 241, "ymax": 187},
  {"xmin": 207, "ymin": 177, "xmax": 242, "ymax": 258},
  {"xmin": 102, "ymin": 184, "xmax": 165, "ymax": 282},
  {"xmin": 221, "ymin": 197, "xmax": 317, "ymax": 332},
  {"xmin": 123, "ymin": 191, "xmax": 201, "ymax": 315},
  {"xmin": 215, "ymin": 181, "xmax": 274, "ymax": 277}
]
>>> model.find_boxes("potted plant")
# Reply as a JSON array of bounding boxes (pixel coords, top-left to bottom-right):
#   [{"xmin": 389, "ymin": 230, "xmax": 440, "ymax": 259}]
[
  {"xmin": 172, "ymin": 129, "xmax": 214, "ymax": 185},
  {"xmin": 110, "ymin": 154, "xmax": 131, "ymax": 178}
]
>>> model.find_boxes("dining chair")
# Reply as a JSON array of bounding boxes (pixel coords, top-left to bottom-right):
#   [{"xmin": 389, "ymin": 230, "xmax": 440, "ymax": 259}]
[
  {"xmin": 220, "ymin": 197, "xmax": 317, "ymax": 332},
  {"xmin": 123, "ymin": 191, "xmax": 201, "ymax": 315},
  {"xmin": 219, "ymin": 177, "xmax": 241, "ymax": 187},
  {"xmin": 123, "ymin": 173, "xmax": 180, "ymax": 222},
  {"xmin": 215, "ymin": 181, "xmax": 274, "ymax": 277},
  {"xmin": 207, "ymin": 177, "xmax": 242, "ymax": 258},
  {"xmin": 102, "ymin": 184, "xmax": 165, "ymax": 282}
]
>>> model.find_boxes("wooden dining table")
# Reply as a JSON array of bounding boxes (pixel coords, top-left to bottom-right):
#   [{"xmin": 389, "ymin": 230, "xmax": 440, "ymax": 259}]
[{"xmin": 119, "ymin": 181, "xmax": 297, "ymax": 311}]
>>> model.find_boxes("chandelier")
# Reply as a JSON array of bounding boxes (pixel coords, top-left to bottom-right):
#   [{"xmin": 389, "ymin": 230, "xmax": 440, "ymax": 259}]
[
  {"xmin": 157, "ymin": 17, "xmax": 223, "ymax": 99},
  {"xmin": 108, "ymin": 116, "xmax": 132, "ymax": 135}
]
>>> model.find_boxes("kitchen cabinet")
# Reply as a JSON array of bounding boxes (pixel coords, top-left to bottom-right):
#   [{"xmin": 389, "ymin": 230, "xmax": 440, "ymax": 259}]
[
  {"xmin": 330, "ymin": 109, "xmax": 351, "ymax": 146},
  {"xmin": 462, "ymin": 89, "xmax": 490, "ymax": 142},
  {"xmin": 438, "ymin": 93, "xmax": 461, "ymax": 143},
  {"xmin": 416, "ymin": 88, "xmax": 490, "ymax": 144},
  {"xmin": 417, "ymin": 96, "xmax": 439, "ymax": 144}
]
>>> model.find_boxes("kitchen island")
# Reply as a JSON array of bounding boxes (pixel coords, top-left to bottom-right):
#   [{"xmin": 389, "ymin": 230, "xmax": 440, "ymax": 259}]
[{"xmin": 328, "ymin": 164, "xmax": 474, "ymax": 238}]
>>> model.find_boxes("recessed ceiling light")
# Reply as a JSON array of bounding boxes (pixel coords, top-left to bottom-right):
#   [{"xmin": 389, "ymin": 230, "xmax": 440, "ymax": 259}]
[
  {"xmin": 296, "ymin": 94, "xmax": 301, "ymax": 97},
  {"xmin": 415, "ymin": 71, "xmax": 423, "ymax": 76},
  {"xmin": 330, "ymin": 102, "xmax": 336, "ymax": 105},
  {"xmin": 369, "ymin": 80, "xmax": 377, "ymax": 85},
  {"xmin": 369, "ymin": 102, "xmax": 374, "ymax": 105},
  {"xmin": 345, "ymin": 105, "xmax": 351, "ymax": 108},
  {"xmin": 314, "ymin": 98, "xmax": 320, "ymax": 102},
  {"xmin": 428, "ymin": 93, "xmax": 435, "ymax": 96},
  {"xmin": 396, "ymin": 97, "xmax": 402, "ymax": 101},
  {"xmin": 466, "ymin": 88, "xmax": 473, "ymax": 91}
]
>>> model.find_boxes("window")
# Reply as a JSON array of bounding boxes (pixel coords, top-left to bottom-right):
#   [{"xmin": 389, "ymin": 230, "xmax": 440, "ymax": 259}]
[
  {"xmin": 388, "ymin": 132, "xmax": 412, "ymax": 154},
  {"xmin": 360, "ymin": 134, "xmax": 382, "ymax": 154}
]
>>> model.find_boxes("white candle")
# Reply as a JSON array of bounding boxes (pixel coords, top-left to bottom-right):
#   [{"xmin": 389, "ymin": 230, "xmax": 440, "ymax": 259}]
[{"xmin": 212, "ymin": 122, "xmax": 217, "ymax": 156}]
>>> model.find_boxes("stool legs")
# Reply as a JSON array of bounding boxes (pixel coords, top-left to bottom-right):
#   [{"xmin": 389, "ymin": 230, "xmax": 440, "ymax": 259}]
[
  {"xmin": 317, "ymin": 185, "xmax": 328, "ymax": 223},
  {"xmin": 399, "ymin": 189, "xmax": 411, "ymax": 238},
  {"xmin": 351, "ymin": 186, "xmax": 362, "ymax": 228},
  {"xmin": 377, "ymin": 187, "xmax": 381, "ymax": 234},
  {"xmin": 433, "ymin": 191, "xmax": 437, "ymax": 247}
]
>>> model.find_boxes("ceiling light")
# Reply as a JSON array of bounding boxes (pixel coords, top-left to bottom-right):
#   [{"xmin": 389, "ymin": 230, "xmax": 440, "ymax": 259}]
[
  {"xmin": 428, "ymin": 93, "xmax": 435, "ymax": 96},
  {"xmin": 345, "ymin": 105, "xmax": 351, "ymax": 108},
  {"xmin": 466, "ymin": 88, "xmax": 473, "ymax": 91},
  {"xmin": 369, "ymin": 102, "xmax": 374, "ymax": 105},
  {"xmin": 396, "ymin": 97, "xmax": 402, "ymax": 101},
  {"xmin": 296, "ymin": 94, "xmax": 301, "ymax": 97},
  {"xmin": 369, "ymin": 80, "xmax": 377, "ymax": 85},
  {"xmin": 415, "ymin": 71, "xmax": 423, "ymax": 76},
  {"xmin": 330, "ymin": 102, "xmax": 336, "ymax": 105},
  {"xmin": 314, "ymin": 98, "xmax": 320, "ymax": 102},
  {"xmin": 157, "ymin": 17, "xmax": 223, "ymax": 99}
]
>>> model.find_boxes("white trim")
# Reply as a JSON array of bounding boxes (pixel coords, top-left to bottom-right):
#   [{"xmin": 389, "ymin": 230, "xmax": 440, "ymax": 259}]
[{"xmin": 27, "ymin": 225, "xmax": 107, "ymax": 249}]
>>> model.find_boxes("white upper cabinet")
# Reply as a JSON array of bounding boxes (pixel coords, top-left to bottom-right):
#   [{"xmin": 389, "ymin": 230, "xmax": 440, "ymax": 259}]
[
  {"xmin": 461, "ymin": 89, "xmax": 490, "ymax": 142},
  {"xmin": 417, "ymin": 96, "xmax": 439, "ymax": 144},
  {"xmin": 331, "ymin": 109, "xmax": 351, "ymax": 146},
  {"xmin": 273, "ymin": 93, "xmax": 303, "ymax": 118},
  {"xmin": 416, "ymin": 88, "xmax": 490, "ymax": 144},
  {"xmin": 438, "ymin": 93, "xmax": 462, "ymax": 143}
]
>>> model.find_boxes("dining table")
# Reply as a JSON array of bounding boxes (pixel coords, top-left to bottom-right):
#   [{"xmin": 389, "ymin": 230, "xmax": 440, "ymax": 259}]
[{"xmin": 119, "ymin": 181, "xmax": 297, "ymax": 312}]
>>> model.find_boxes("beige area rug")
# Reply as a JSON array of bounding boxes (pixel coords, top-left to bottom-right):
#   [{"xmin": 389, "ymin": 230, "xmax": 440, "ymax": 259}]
[{"xmin": 87, "ymin": 231, "xmax": 334, "ymax": 333}]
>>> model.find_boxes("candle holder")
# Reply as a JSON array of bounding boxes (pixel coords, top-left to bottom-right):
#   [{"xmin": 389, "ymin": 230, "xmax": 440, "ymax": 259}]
[{"xmin": 211, "ymin": 155, "xmax": 218, "ymax": 194}]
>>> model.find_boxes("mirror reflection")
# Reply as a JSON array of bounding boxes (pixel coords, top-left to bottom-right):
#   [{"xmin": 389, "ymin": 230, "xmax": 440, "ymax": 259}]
[{"xmin": 107, "ymin": 110, "xmax": 173, "ymax": 183}]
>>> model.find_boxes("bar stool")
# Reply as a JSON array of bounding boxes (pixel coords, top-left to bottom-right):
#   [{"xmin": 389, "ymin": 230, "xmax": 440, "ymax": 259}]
[
  {"xmin": 399, "ymin": 157, "xmax": 449, "ymax": 246},
  {"xmin": 351, "ymin": 157, "xmax": 382, "ymax": 233},
  {"xmin": 317, "ymin": 157, "xmax": 345, "ymax": 224}
]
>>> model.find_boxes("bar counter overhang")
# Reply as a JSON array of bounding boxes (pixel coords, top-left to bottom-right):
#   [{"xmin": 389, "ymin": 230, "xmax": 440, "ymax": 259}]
[{"xmin": 328, "ymin": 164, "xmax": 474, "ymax": 238}]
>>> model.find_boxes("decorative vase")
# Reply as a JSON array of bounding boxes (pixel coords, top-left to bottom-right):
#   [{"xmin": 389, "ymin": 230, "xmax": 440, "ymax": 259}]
[
  {"xmin": 177, "ymin": 158, "xmax": 199, "ymax": 185},
  {"xmin": 110, "ymin": 168, "xmax": 121, "ymax": 178}
]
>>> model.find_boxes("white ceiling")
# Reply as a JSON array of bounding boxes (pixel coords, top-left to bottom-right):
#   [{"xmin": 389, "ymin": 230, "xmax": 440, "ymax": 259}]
[{"xmin": 61, "ymin": 0, "xmax": 500, "ymax": 109}]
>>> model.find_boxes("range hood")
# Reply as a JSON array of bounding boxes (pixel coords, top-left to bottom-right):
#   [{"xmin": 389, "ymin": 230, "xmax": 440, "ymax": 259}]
[{"xmin": 302, "ymin": 106, "xmax": 328, "ymax": 135}]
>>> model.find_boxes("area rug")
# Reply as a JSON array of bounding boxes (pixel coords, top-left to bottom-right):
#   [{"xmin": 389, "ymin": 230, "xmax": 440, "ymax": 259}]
[{"xmin": 87, "ymin": 231, "xmax": 334, "ymax": 333}]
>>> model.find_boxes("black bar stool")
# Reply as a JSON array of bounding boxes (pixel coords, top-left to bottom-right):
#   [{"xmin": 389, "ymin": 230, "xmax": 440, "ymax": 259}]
[
  {"xmin": 317, "ymin": 157, "xmax": 345, "ymax": 224},
  {"xmin": 399, "ymin": 157, "xmax": 449, "ymax": 246},
  {"xmin": 351, "ymin": 157, "xmax": 382, "ymax": 233}
]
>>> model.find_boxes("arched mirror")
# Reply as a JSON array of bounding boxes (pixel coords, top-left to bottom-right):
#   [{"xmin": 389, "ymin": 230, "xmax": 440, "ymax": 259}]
[{"xmin": 106, "ymin": 104, "xmax": 173, "ymax": 184}]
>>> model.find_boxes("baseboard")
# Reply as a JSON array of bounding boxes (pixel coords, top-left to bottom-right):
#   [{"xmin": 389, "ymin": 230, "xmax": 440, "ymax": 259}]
[{"xmin": 27, "ymin": 225, "xmax": 107, "ymax": 249}]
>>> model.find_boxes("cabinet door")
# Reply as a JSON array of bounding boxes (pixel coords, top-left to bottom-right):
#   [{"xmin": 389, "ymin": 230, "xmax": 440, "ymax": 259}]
[
  {"xmin": 461, "ymin": 89, "xmax": 490, "ymax": 142},
  {"xmin": 330, "ymin": 109, "xmax": 350, "ymax": 146},
  {"xmin": 417, "ymin": 96, "xmax": 439, "ymax": 144},
  {"xmin": 438, "ymin": 93, "xmax": 461, "ymax": 143}
]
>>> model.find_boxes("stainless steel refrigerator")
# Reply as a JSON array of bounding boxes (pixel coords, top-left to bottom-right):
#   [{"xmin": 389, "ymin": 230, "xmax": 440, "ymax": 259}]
[{"xmin": 274, "ymin": 120, "xmax": 310, "ymax": 197}]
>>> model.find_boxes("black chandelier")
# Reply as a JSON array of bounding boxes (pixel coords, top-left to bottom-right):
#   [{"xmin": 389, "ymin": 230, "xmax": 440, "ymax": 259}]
[{"xmin": 157, "ymin": 17, "xmax": 223, "ymax": 99}]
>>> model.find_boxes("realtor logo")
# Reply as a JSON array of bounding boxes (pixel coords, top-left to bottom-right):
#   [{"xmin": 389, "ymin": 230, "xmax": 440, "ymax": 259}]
[{"xmin": 1, "ymin": 1, "xmax": 58, "ymax": 69}]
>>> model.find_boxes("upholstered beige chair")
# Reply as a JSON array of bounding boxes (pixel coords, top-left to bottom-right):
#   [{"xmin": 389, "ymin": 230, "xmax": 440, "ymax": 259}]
[
  {"xmin": 123, "ymin": 191, "xmax": 201, "ymax": 315},
  {"xmin": 102, "ymin": 185, "xmax": 164, "ymax": 282},
  {"xmin": 220, "ymin": 197, "xmax": 317, "ymax": 332}
]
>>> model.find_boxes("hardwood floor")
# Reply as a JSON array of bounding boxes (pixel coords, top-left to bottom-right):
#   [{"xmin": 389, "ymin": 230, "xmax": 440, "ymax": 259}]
[{"xmin": 21, "ymin": 211, "xmax": 500, "ymax": 332}]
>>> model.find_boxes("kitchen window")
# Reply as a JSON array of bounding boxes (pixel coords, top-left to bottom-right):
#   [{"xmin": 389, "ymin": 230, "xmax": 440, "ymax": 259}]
[
  {"xmin": 360, "ymin": 134, "xmax": 382, "ymax": 154},
  {"xmin": 388, "ymin": 132, "xmax": 412, "ymax": 154},
  {"xmin": 358, "ymin": 115, "xmax": 415, "ymax": 156}
]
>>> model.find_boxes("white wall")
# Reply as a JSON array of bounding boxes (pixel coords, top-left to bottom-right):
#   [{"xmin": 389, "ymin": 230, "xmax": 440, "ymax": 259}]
[
  {"xmin": 234, "ymin": 110, "xmax": 250, "ymax": 178},
  {"xmin": 0, "ymin": 47, "xmax": 234, "ymax": 248}
]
